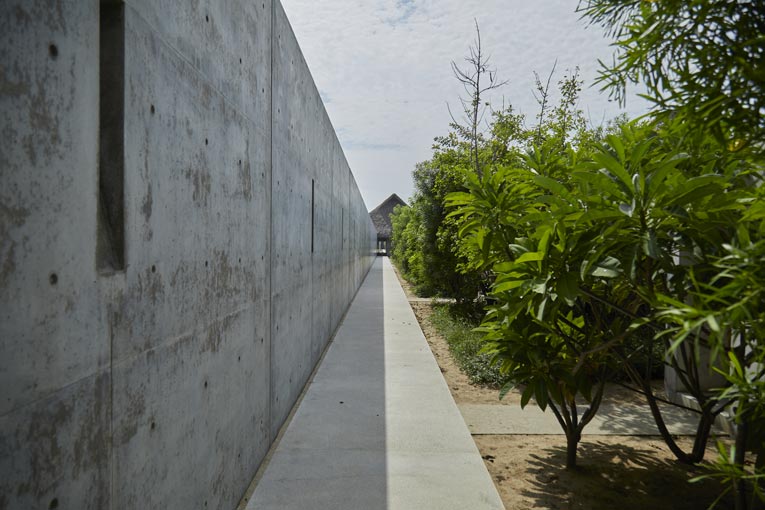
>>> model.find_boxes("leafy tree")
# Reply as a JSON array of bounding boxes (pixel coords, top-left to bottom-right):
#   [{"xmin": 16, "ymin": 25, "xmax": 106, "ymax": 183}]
[
  {"xmin": 448, "ymin": 70, "xmax": 617, "ymax": 469},
  {"xmin": 580, "ymin": 2, "xmax": 765, "ymax": 506},
  {"xmin": 390, "ymin": 203, "xmax": 423, "ymax": 284},
  {"xmin": 390, "ymin": 158, "xmax": 484, "ymax": 302},
  {"xmin": 572, "ymin": 119, "xmax": 750, "ymax": 464},
  {"xmin": 580, "ymin": 0, "xmax": 765, "ymax": 150},
  {"xmin": 450, "ymin": 74, "xmax": 760, "ymax": 475},
  {"xmin": 657, "ymin": 227, "xmax": 765, "ymax": 509}
]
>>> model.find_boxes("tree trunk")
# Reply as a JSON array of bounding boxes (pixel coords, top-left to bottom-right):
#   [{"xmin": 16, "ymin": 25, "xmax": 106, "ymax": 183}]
[
  {"xmin": 733, "ymin": 420, "xmax": 749, "ymax": 510},
  {"xmin": 566, "ymin": 432, "xmax": 579, "ymax": 469},
  {"xmin": 624, "ymin": 356, "xmax": 714, "ymax": 464}
]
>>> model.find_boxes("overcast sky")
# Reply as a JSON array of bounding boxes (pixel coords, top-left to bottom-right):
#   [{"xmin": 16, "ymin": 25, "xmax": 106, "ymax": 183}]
[{"xmin": 280, "ymin": 0, "xmax": 651, "ymax": 210}]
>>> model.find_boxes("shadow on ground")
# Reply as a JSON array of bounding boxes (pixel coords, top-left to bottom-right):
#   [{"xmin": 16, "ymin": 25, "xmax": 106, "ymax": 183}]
[{"xmin": 521, "ymin": 440, "xmax": 733, "ymax": 510}]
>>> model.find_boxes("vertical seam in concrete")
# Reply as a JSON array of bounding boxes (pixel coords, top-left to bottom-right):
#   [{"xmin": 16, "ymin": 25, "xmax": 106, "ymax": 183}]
[
  {"xmin": 268, "ymin": 0, "xmax": 274, "ymax": 445},
  {"xmin": 109, "ymin": 307, "xmax": 115, "ymax": 510},
  {"xmin": 104, "ymin": 5, "xmax": 118, "ymax": 506},
  {"xmin": 330, "ymin": 165, "xmax": 334, "ymax": 333},
  {"xmin": 311, "ymin": 187, "xmax": 314, "ymax": 362},
  {"xmin": 348, "ymin": 169, "xmax": 351, "ymax": 300}
]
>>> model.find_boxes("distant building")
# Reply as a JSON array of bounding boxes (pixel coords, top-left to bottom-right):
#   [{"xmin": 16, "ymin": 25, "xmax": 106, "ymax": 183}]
[{"xmin": 369, "ymin": 193, "xmax": 407, "ymax": 255}]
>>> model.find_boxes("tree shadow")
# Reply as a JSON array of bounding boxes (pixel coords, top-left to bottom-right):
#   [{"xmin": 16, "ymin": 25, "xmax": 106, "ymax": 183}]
[{"xmin": 521, "ymin": 440, "xmax": 733, "ymax": 510}]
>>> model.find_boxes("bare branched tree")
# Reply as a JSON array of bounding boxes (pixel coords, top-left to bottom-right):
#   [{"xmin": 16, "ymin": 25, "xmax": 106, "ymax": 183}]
[
  {"xmin": 448, "ymin": 21, "xmax": 507, "ymax": 178},
  {"xmin": 532, "ymin": 60, "xmax": 557, "ymax": 145}
]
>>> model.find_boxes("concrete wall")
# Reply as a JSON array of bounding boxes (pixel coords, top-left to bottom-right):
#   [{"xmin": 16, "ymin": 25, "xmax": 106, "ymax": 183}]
[{"xmin": 0, "ymin": 1, "xmax": 377, "ymax": 509}]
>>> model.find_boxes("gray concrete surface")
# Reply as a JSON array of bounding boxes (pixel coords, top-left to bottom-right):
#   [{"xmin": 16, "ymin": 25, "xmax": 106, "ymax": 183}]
[
  {"xmin": 244, "ymin": 258, "xmax": 504, "ymax": 510},
  {"xmin": 0, "ymin": 2, "xmax": 376, "ymax": 509},
  {"xmin": 459, "ymin": 403, "xmax": 727, "ymax": 436}
]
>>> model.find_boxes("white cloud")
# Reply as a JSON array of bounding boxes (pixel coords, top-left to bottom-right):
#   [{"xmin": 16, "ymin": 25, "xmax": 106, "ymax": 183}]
[{"xmin": 280, "ymin": 0, "xmax": 650, "ymax": 209}]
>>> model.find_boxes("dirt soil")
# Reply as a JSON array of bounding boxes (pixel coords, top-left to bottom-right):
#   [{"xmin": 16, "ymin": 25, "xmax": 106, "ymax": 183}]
[{"xmin": 392, "ymin": 263, "xmax": 732, "ymax": 510}]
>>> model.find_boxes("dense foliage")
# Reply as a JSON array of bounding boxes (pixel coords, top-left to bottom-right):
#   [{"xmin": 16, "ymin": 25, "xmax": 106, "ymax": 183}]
[
  {"xmin": 390, "ymin": 158, "xmax": 484, "ymax": 304},
  {"xmin": 579, "ymin": 2, "xmax": 765, "ymax": 507},
  {"xmin": 395, "ymin": 2, "xmax": 765, "ymax": 505},
  {"xmin": 581, "ymin": 0, "xmax": 765, "ymax": 149}
]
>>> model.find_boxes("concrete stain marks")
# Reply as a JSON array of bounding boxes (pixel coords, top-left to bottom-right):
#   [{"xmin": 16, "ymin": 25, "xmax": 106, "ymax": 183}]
[
  {"xmin": 237, "ymin": 154, "xmax": 254, "ymax": 200},
  {"xmin": 185, "ymin": 165, "xmax": 212, "ymax": 206},
  {"xmin": 0, "ymin": 59, "xmax": 32, "ymax": 99},
  {"xmin": 132, "ymin": 263, "xmax": 165, "ymax": 307},
  {"xmin": 5, "ymin": 372, "xmax": 110, "ymax": 509},
  {"xmin": 200, "ymin": 306, "xmax": 247, "ymax": 354},
  {"xmin": 141, "ymin": 183, "xmax": 153, "ymax": 222},
  {"xmin": 115, "ymin": 385, "xmax": 148, "ymax": 447},
  {"xmin": 13, "ymin": 0, "xmax": 67, "ymax": 33},
  {"xmin": 0, "ymin": 203, "xmax": 29, "ymax": 289}
]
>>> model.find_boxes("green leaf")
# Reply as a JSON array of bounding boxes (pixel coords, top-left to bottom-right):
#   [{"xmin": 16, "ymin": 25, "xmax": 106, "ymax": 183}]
[
  {"xmin": 665, "ymin": 175, "xmax": 725, "ymax": 208},
  {"xmin": 493, "ymin": 261, "xmax": 516, "ymax": 272},
  {"xmin": 556, "ymin": 272, "xmax": 579, "ymax": 305},
  {"xmin": 535, "ymin": 380, "xmax": 549, "ymax": 411},
  {"xmin": 629, "ymin": 138, "xmax": 654, "ymax": 170},
  {"xmin": 606, "ymin": 134, "xmax": 625, "ymax": 164},
  {"xmin": 578, "ymin": 209, "xmax": 625, "ymax": 223},
  {"xmin": 642, "ymin": 229, "xmax": 660, "ymax": 259},
  {"xmin": 645, "ymin": 154, "xmax": 688, "ymax": 200},
  {"xmin": 534, "ymin": 175, "xmax": 569, "ymax": 198},
  {"xmin": 536, "ymin": 296, "xmax": 549, "ymax": 320},
  {"xmin": 727, "ymin": 351, "xmax": 743, "ymax": 378},
  {"xmin": 705, "ymin": 315, "xmax": 720, "ymax": 333},
  {"xmin": 499, "ymin": 381, "xmax": 517, "ymax": 401},
  {"xmin": 537, "ymin": 227, "xmax": 553, "ymax": 258},
  {"xmin": 586, "ymin": 256, "xmax": 621, "ymax": 278},
  {"xmin": 736, "ymin": 223, "xmax": 751, "ymax": 246},
  {"xmin": 572, "ymin": 169, "xmax": 626, "ymax": 201},
  {"xmin": 515, "ymin": 251, "xmax": 545, "ymax": 264},
  {"xmin": 520, "ymin": 384, "xmax": 534, "ymax": 409},
  {"xmin": 593, "ymin": 151, "xmax": 633, "ymax": 194},
  {"xmin": 494, "ymin": 280, "xmax": 524, "ymax": 293},
  {"xmin": 532, "ymin": 279, "xmax": 548, "ymax": 295}
]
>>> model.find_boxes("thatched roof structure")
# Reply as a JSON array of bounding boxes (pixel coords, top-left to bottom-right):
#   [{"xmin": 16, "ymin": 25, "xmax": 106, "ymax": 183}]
[{"xmin": 369, "ymin": 193, "xmax": 407, "ymax": 239}]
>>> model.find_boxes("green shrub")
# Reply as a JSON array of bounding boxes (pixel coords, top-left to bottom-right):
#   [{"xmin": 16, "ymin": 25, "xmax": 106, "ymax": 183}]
[{"xmin": 429, "ymin": 304, "xmax": 509, "ymax": 388}]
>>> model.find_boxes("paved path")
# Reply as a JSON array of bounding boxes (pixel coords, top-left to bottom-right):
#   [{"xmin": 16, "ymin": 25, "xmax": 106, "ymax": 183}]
[
  {"xmin": 244, "ymin": 258, "xmax": 503, "ymax": 510},
  {"xmin": 459, "ymin": 402, "xmax": 724, "ymax": 436}
]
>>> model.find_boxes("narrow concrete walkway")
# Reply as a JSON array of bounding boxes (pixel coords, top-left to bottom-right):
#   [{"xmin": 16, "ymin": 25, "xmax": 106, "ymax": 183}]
[{"xmin": 245, "ymin": 258, "xmax": 503, "ymax": 510}]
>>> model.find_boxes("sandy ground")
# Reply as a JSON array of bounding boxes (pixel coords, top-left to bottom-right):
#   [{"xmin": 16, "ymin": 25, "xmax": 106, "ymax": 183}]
[{"xmin": 392, "ymin": 262, "xmax": 732, "ymax": 510}]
